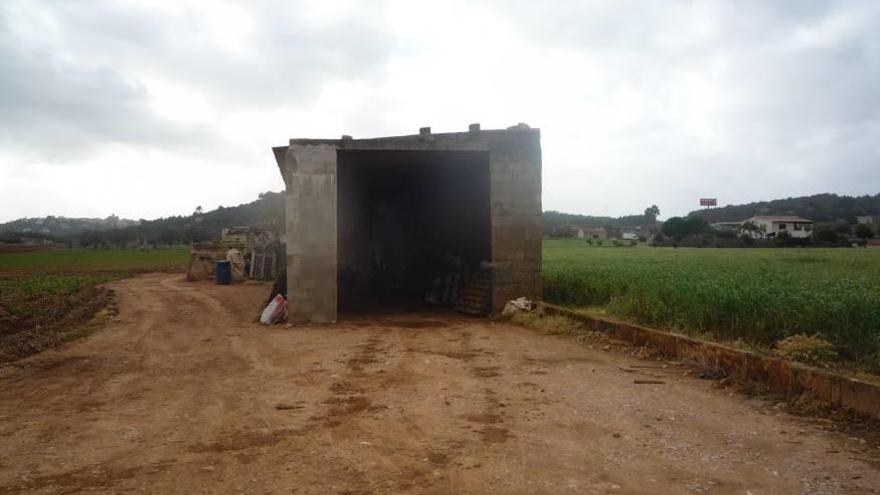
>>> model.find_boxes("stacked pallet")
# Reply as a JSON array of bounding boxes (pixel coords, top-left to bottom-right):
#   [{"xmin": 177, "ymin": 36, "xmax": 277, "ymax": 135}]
[{"xmin": 453, "ymin": 268, "xmax": 492, "ymax": 316}]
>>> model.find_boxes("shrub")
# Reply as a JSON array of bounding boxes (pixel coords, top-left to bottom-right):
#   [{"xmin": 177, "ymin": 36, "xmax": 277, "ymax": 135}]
[
  {"xmin": 814, "ymin": 227, "xmax": 839, "ymax": 243},
  {"xmin": 855, "ymin": 223, "xmax": 874, "ymax": 240},
  {"xmin": 775, "ymin": 334, "xmax": 838, "ymax": 367},
  {"xmin": 662, "ymin": 216, "xmax": 710, "ymax": 237},
  {"xmin": 774, "ymin": 231, "xmax": 791, "ymax": 247}
]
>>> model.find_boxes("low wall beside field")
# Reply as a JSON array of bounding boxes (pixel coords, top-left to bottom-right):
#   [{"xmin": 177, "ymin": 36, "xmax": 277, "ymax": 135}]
[{"xmin": 538, "ymin": 303, "xmax": 880, "ymax": 420}]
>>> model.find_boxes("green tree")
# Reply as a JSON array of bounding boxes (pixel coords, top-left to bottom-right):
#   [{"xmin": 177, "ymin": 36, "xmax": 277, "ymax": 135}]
[
  {"xmin": 662, "ymin": 216, "xmax": 709, "ymax": 237},
  {"xmin": 643, "ymin": 205, "xmax": 660, "ymax": 224},
  {"xmin": 661, "ymin": 217, "xmax": 685, "ymax": 237},
  {"xmin": 855, "ymin": 223, "xmax": 874, "ymax": 240}
]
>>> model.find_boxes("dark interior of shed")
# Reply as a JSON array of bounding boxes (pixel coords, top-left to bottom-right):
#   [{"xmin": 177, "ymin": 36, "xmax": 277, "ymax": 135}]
[{"xmin": 336, "ymin": 150, "xmax": 491, "ymax": 314}]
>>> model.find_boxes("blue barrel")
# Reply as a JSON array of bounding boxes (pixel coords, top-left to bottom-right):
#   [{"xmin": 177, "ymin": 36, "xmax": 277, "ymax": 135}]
[{"xmin": 215, "ymin": 260, "xmax": 232, "ymax": 285}]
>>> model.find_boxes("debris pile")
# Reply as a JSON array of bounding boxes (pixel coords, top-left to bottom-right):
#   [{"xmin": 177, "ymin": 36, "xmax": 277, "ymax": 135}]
[
  {"xmin": 187, "ymin": 227, "xmax": 280, "ymax": 282},
  {"xmin": 501, "ymin": 297, "xmax": 534, "ymax": 317}
]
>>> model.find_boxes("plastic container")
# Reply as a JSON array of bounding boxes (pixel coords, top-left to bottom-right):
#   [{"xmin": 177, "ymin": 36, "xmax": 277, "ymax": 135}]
[{"xmin": 215, "ymin": 260, "xmax": 232, "ymax": 285}]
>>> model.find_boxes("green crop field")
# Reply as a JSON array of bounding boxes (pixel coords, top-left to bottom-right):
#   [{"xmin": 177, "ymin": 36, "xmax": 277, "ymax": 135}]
[
  {"xmin": 4, "ymin": 244, "xmax": 880, "ymax": 373},
  {"xmin": 543, "ymin": 239, "xmax": 880, "ymax": 372},
  {"xmin": 0, "ymin": 247, "xmax": 189, "ymax": 315},
  {"xmin": 0, "ymin": 248, "xmax": 188, "ymax": 275},
  {"xmin": 0, "ymin": 248, "xmax": 189, "ymax": 361}
]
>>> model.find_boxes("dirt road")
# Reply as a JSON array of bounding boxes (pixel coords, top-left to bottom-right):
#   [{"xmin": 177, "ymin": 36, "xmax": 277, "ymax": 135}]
[{"xmin": 0, "ymin": 274, "xmax": 878, "ymax": 494}]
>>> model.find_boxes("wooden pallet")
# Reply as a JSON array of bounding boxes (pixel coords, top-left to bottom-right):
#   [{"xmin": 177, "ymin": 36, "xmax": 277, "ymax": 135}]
[
  {"xmin": 250, "ymin": 247, "xmax": 278, "ymax": 281},
  {"xmin": 453, "ymin": 268, "xmax": 492, "ymax": 316}
]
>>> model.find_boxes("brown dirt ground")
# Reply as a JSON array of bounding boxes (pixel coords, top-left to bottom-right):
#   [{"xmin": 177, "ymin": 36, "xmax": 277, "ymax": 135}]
[
  {"xmin": 0, "ymin": 285, "xmax": 115, "ymax": 363},
  {"xmin": 0, "ymin": 273, "xmax": 878, "ymax": 494}
]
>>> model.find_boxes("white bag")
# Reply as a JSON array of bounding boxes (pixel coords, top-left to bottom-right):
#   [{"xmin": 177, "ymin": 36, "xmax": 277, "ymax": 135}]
[{"xmin": 260, "ymin": 294, "xmax": 286, "ymax": 325}]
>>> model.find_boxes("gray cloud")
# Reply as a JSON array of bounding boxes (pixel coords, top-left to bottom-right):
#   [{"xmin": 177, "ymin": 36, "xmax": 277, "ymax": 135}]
[
  {"xmin": 0, "ymin": 0, "xmax": 394, "ymax": 161},
  {"xmin": 490, "ymin": 0, "xmax": 879, "ymax": 214},
  {"xmin": 0, "ymin": 0, "xmax": 877, "ymax": 221},
  {"xmin": 0, "ymin": 11, "xmax": 179, "ymax": 160},
  {"xmin": 36, "ymin": 1, "xmax": 394, "ymax": 107}
]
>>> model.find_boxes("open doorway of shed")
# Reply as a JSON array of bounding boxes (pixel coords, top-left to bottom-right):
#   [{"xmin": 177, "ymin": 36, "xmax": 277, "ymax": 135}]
[{"xmin": 337, "ymin": 150, "xmax": 491, "ymax": 315}]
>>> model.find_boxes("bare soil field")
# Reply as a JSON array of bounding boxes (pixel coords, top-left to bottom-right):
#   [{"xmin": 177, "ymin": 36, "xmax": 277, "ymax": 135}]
[{"xmin": 0, "ymin": 273, "xmax": 878, "ymax": 494}]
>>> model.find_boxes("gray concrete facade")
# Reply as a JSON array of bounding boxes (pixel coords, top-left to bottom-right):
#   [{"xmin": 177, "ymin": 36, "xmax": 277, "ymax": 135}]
[{"xmin": 273, "ymin": 125, "xmax": 542, "ymax": 323}]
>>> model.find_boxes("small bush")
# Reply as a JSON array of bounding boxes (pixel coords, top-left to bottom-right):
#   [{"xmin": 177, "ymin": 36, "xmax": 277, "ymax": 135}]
[
  {"xmin": 775, "ymin": 334, "xmax": 837, "ymax": 367},
  {"xmin": 814, "ymin": 228, "xmax": 839, "ymax": 243},
  {"xmin": 774, "ymin": 231, "xmax": 791, "ymax": 247}
]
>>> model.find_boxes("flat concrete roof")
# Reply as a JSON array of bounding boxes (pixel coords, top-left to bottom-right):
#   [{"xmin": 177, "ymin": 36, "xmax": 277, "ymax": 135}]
[{"xmin": 272, "ymin": 125, "xmax": 540, "ymax": 169}]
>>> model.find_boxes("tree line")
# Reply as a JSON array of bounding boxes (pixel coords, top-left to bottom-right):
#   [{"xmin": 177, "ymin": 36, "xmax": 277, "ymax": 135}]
[{"xmin": 1, "ymin": 192, "xmax": 285, "ymax": 248}]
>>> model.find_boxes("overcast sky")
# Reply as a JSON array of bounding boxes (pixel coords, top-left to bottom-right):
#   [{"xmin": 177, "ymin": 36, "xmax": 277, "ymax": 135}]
[{"xmin": 1, "ymin": 0, "xmax": 878, "ymax": 222}]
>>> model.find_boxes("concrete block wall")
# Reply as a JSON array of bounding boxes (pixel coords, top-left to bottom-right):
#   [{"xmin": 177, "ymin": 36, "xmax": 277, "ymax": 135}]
[
  {"xmin": 487, "ymin": 130, "xmax": 543, "ymax": 313},
  {"xmin": 274, "ymin": 126, "xmax": 542, "ymax": 323},
  {"xmin": 282, "ymin": 143, "xmax": 337, "ymax": 323}
]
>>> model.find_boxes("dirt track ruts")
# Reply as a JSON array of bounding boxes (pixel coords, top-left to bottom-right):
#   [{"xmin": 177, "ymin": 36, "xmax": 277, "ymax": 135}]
[{"xmin": 0, "ymin": 273, "xmax": 878, "ymax": 494}]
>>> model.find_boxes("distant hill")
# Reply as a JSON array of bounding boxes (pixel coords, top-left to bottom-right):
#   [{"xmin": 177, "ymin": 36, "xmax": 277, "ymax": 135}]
[
  {"xmin": 94, "ymin": 191, "xmax": 285, "ymax": 246},
  {"xmin": 4, "ymin": 198, "xmax": 651, "ymax": 244},
  {"xmin": 0, "ymin": 192, "xmax": 284, "ymax": 247},
  {"xmin": 687, "ymin": 193, "xmax": 880, "ymax": 224},
  {"xmin": 7, "ymin": 190, "xmax": 877, "ymax": 247},
  {"xmin": 0, "ymin": 215, "xmax": 138, "ymax": 236}
]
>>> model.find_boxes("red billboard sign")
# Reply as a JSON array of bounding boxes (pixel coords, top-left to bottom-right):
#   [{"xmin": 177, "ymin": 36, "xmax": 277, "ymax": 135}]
[{"xmin": 700, "ymin": 198, "xmax": 717, "ymax": 207}]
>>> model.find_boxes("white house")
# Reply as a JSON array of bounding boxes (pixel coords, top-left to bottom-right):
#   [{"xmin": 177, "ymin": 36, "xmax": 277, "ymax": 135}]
[
  {"xmin": 743, "ymin": 216, "xmax": 814, "ymax": 239},
  {"xmin": 576, "ymin": 227, "xmax": 608, "ymax": 240},
  {"xmin": 857, "ymin": 215, "xmax": 880, "ymax": 226}
]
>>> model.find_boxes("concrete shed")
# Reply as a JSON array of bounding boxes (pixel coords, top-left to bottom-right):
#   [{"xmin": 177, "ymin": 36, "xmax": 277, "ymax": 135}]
[{"xmin": 272, "ymin": 124, "xmax": 542, "ymax": 323}]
